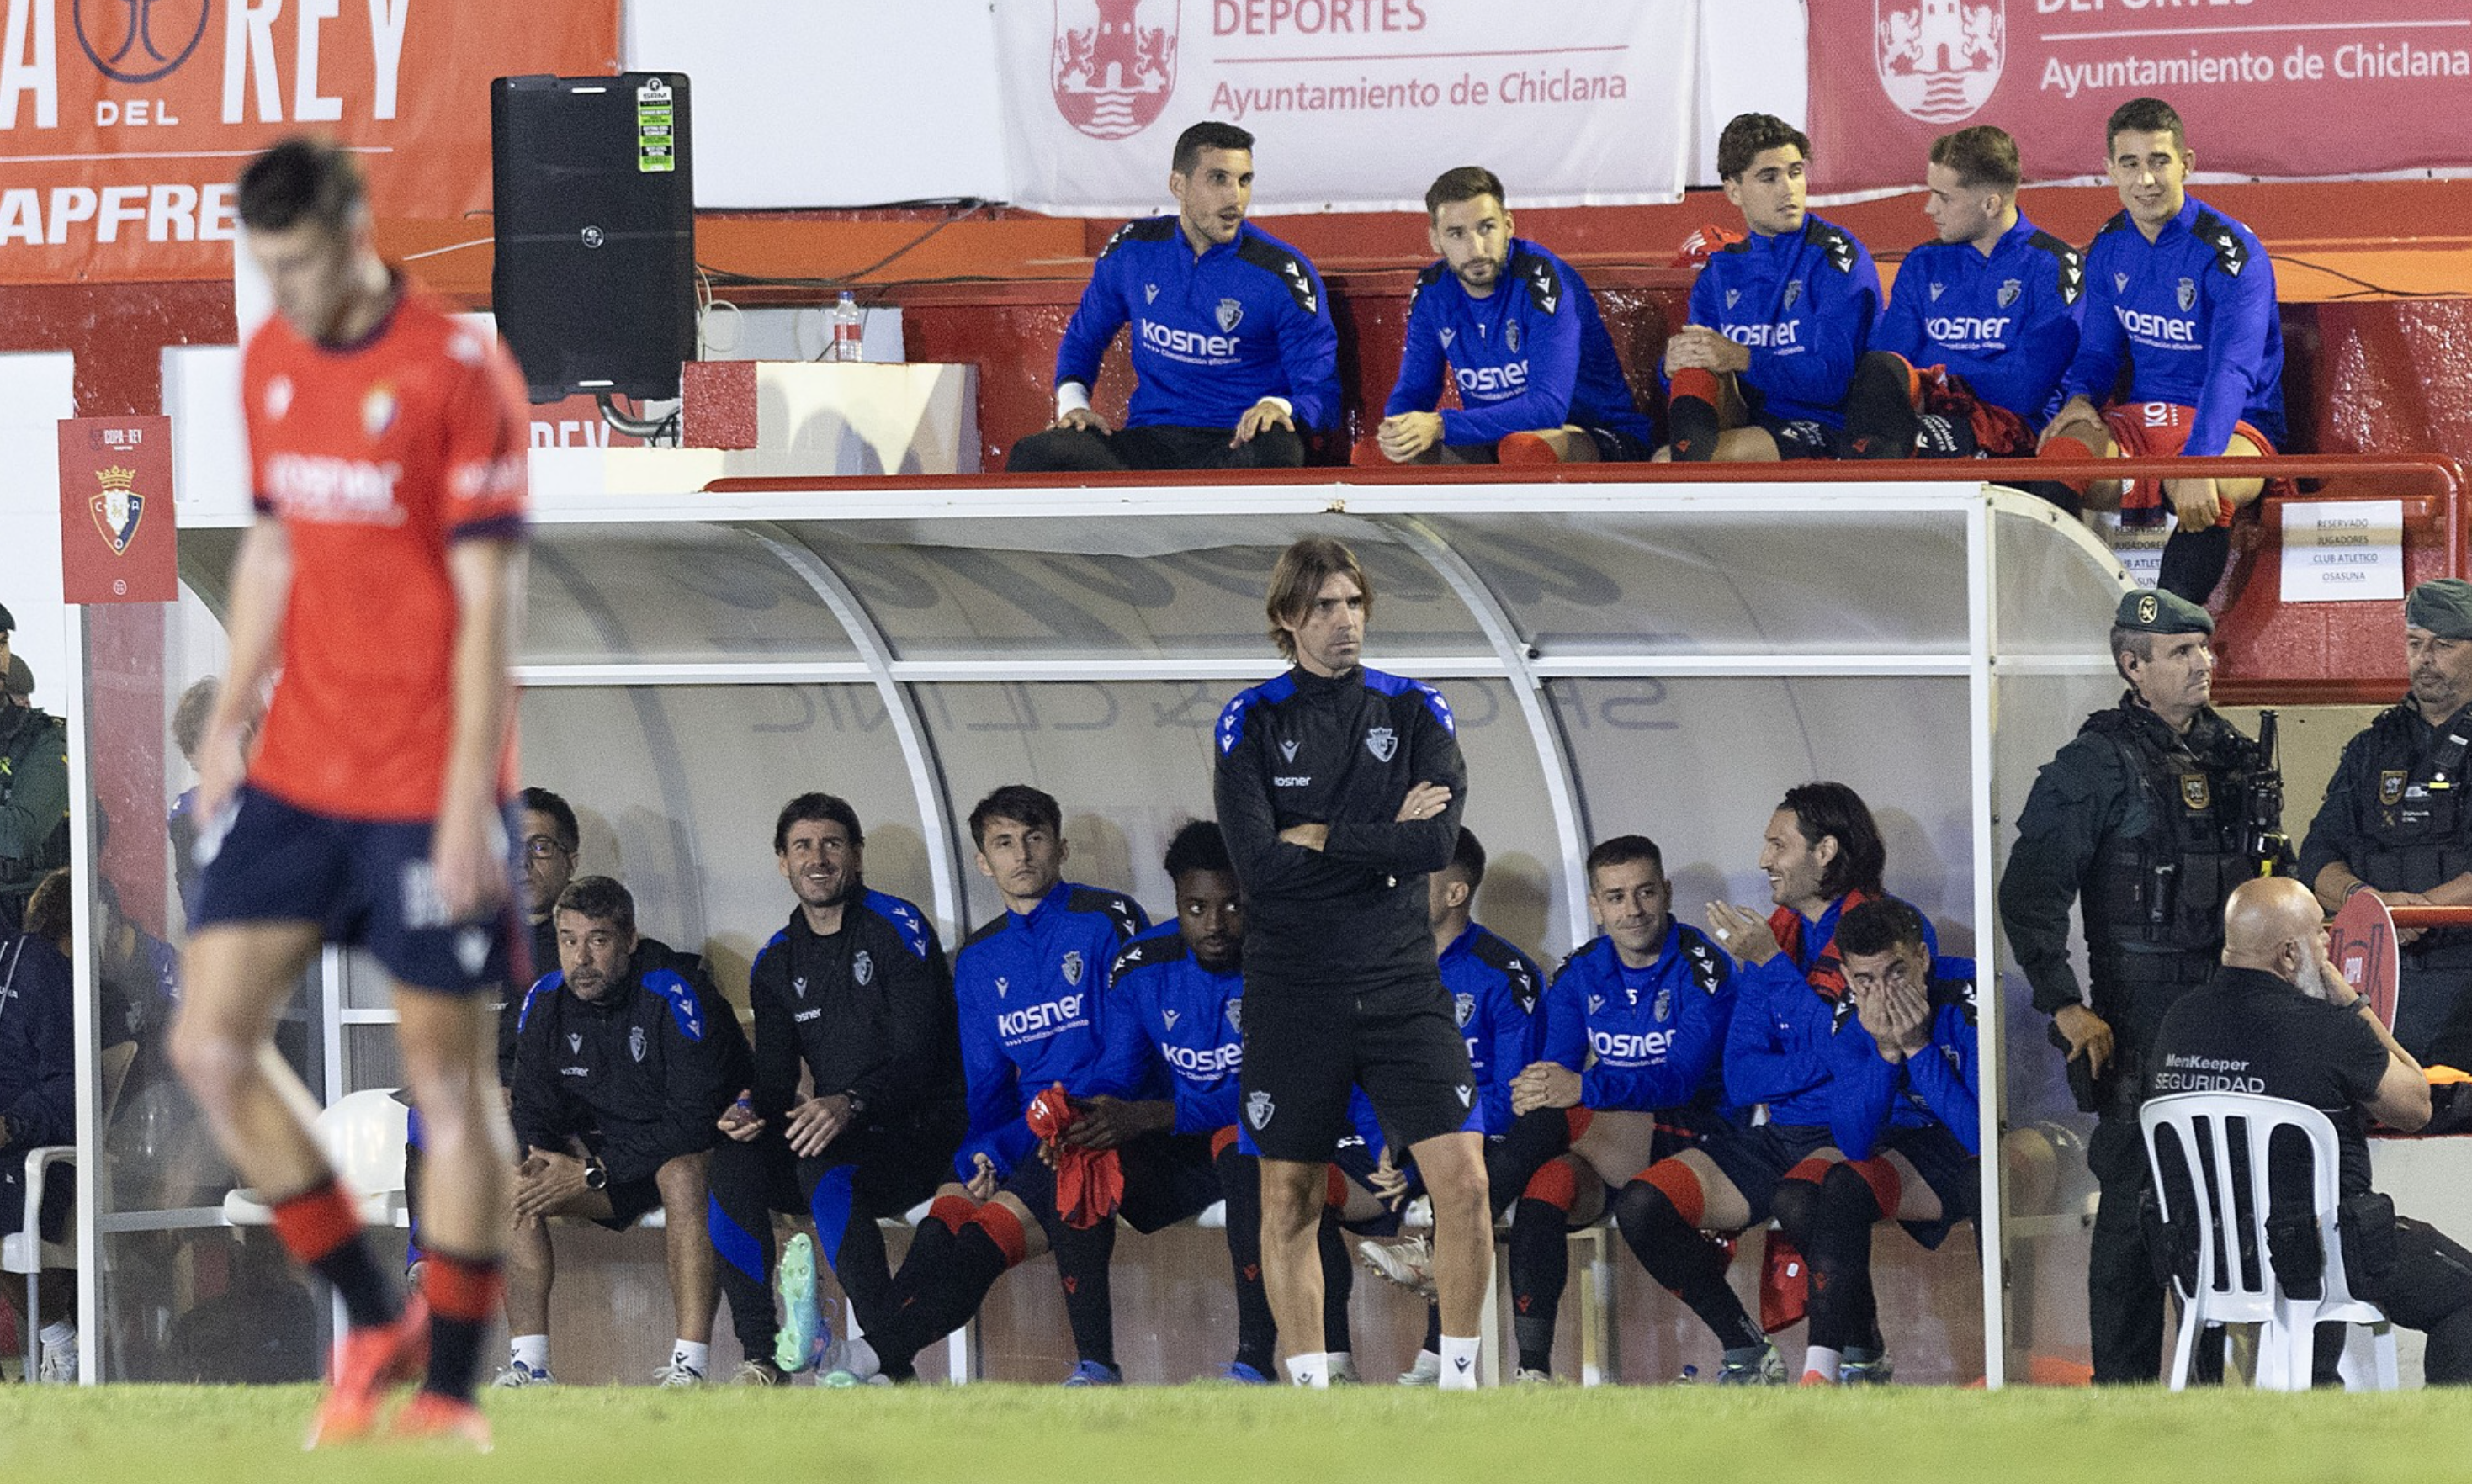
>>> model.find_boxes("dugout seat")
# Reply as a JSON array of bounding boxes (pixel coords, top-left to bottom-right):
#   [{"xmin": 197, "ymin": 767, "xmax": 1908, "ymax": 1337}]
[
  {"xmin": 220, "ymin": 1088, "xmax": 412, "ymax": 1230},
  {"xmin": 5, "ymin": 1041, "xmax": 138, "ymax": 1383},
  {"xmin": 2140, "ymin": 1091, "xmax": 2398, "ymax": 1391}
]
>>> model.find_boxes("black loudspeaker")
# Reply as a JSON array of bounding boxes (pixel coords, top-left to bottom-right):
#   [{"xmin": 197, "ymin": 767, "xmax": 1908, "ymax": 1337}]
[{"xmin": 491, "ymin": 73, "xmax": 695, "ymax": 404}]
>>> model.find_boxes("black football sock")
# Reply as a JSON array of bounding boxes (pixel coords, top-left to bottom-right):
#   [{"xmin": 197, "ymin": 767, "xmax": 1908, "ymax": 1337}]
[
  {"xmin": 1216, "ymin": 1147, "xmax": 1277, "ymax": 1375},
  {"xmin": 2158, "ymin": 524, "xmax": 2231, "ymax": 603},
  {"xmin": 1422, "ymin": 1304, "xmax": 1444, "ymax": 1355},
  {"xmin": 1836, "ymin": 351, "xmax": 1918, "ymax": 459},
  {"xmin": 1486, "ymin": 1107, "xmax": 1578, "ymax": 1222},
  {"xmin": 1610, "ymin": 1179, "xmax": 1764, "ymax": 1353},
  {"xmin": 1318, "ymin": 1211, "xmax": 1355, "ymax": 1354},
  {"xmin": 1048, "ymin": 1215, "xmax": 1119, "ymax": 1370},
  {"xmin": 1804, "ymin": 1165, "xmax": 1882, "ymax": 1352},
  {"xmin": 1509, "ymin": 1197, "xmax": 1571, "ymax": 1374},
  {"xmin": 1666, "ymin": 398, "xmax": 1720, "ymax": 461},
  {"xmin": 873, "ymin": 1222, "xmax": 1011, "ymax": 1377}
]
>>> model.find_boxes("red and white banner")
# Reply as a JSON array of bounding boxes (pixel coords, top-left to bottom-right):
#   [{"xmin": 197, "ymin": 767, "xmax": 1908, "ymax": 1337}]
[
  {"xmin": 995, "ymin": 0, "xmax": 1699, "ymax": 215},
  {"xmin": 59, "ymin": 416, "xmax": 177, "ymax": 603},
  {"xmin": 0, "ymin": 0, "xmax": 618, "ymax": 284},
  {"xmin": 1806, "ymin": 2, "xmax": 2472, "ymax": 198}
]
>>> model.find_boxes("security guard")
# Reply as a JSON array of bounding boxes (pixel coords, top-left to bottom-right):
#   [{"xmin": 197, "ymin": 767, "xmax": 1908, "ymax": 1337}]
[
  {"xmin": 2300, "ymin": 578, "xmax": 2472, "ymax": 1061},
  {"xmin": 1998, "ymin": 587, "xmax": 2283, "ymax": 1384},
  {"xmin": 1, "ymin": 604, "xmax": 71, "ymax": 937}
]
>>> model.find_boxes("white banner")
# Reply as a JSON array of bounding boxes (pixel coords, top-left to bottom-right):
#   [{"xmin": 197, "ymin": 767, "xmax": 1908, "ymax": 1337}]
[{"xmin": 995, "ymin": 0, "xmax": 1700, "ymax": 216}]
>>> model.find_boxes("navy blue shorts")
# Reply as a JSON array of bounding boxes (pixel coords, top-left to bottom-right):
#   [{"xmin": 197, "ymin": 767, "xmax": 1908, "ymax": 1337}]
[
  {"xmin": 1746, "ymin": 412, "xmax": 1839, "ymax": 461},
  {"xmin": 1871, "ymin": 1121, "xmax": 1978, "ymax": 1250},
  {"xmin": 1695, "ymin": 1118, "xmax": 1834, "ymax": 1226},
  {"xmin": 192, "ymin": 785, "xmax": 515, "ymax": 995}
]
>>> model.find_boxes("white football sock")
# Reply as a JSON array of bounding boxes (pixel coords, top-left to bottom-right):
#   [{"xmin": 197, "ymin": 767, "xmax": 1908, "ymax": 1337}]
[
  {"xmin": 1286, "ymin": 1351, "xmax": 1329, "ymax": 1388},
  {"xmin": 672, "ymin": 1340, "xmax": 711, "ymax": 1375},
  {"xmin": 510, "ymin": 1333, "xmax": 549, "ymax": 1371},
  {"xmin": 1802, "ymin": 1345, "xmax": 1843, "ymax": 1384},
  {"xmin": 1439, "ymin": 1334, "xmax": 1481, "ymax": 1390}
]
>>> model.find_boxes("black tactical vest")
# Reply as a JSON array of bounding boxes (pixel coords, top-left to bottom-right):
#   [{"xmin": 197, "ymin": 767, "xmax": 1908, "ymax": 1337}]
[
  {"xmin": 2082, "ymin": 703, "xmax": 2259, "ymax": 957},
  {"xmin": 2349, "ymin": 700, "xmax": 2472, "ymax": 962}
]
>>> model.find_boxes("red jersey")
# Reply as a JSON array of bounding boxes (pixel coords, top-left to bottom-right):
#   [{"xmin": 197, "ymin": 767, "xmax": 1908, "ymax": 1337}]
[{"xmin": 241, "ymin": 279, "xmax": 528, "ymax": 822}]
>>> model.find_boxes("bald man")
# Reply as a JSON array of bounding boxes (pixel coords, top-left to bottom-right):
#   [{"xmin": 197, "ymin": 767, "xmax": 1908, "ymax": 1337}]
[{"xmin": 2147, "ymin": 877, "xmax": 2471, "ymax": 1383}]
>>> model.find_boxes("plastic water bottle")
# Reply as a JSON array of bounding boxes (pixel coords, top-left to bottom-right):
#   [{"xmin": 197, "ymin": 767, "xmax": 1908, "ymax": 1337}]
[{"xmin": 828, "ymin": 291, "xmax": 864, "ymax": 363}]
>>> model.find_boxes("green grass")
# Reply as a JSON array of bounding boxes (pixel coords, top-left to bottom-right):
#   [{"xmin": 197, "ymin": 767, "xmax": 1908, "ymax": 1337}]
[{"xmin": 3, "ymin": 1383, "xmax": 2466, "ymax": 1482}]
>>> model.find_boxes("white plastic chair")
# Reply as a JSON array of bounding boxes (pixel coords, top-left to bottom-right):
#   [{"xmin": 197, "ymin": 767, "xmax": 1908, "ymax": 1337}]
[
  {"xmin": 2139, "ymin": 1091, "xmax": 2398, "ymax": 1391},
  {"xmin": 222, "ymin": 1088, "xmax": 412, "ymax": 1229},
  {"xmin": 3, "ymin": 1147, "xmax": 77, "ymax": 1381}
]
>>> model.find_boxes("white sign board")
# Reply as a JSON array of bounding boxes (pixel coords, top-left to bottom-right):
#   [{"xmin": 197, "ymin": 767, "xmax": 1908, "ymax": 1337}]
[
  {"xmin": 995, "ymin": 0, "xmax": 1700, "ymax": 215},
  {"xmin": 2280, "ymin": 501, "xmax": 2404, "ymax": 603}
]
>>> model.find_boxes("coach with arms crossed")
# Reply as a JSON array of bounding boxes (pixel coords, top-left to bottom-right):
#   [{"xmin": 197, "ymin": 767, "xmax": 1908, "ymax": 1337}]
[{"xmin": 1214, "ymin": 537, "xmax": 1490, "ymax": 1388}]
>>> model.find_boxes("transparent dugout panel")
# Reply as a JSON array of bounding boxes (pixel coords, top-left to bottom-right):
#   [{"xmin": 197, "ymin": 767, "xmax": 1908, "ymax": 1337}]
[
  {"xmin": 1429, "ymin": 508, "xmax": 1973, "ymax": 657},
  {"xmin": 789, "ymin": 517, "xmax": 1488, "ymax": 662},
  {"xmin": 514, "ymin": 684, "xmax": 939, "ymax": 1004},
  {"xmin": 914, "ymin": 678, "xmax": 1572, "ymax": 952},
  {"xmin": 523, "ymin": 523, "xmax": 860, "ymax": 666}
]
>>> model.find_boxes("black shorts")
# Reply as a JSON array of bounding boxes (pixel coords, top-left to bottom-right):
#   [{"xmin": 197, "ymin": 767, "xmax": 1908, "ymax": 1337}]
[
  {"xmin": 1239, "ymin": 976, "xmax": 1477, "ymax": 1163},
  {"xmin": 1578, "ymin": 423, "xmax": 1657, "ymax": 462},
  {"xmin": 191, "ymin": 785, "xmax": 516, "ymax": 994},
  {"xmin": 1871, "ymin": 1122, "xmax": 1979, "ymax": 1250},
  {"xmin": 0, "ymin": 1158, "xmax": 72, "ymax": 1243},
  {"xmin": 1004, "ymin": 1130, "xmax": 1220, "ymax": 1235},
  {"xmin": 595, "ymin": 1173, "xmax": 668, "ymax": 1232},
  {"xmin": 1745, "ymin": 412, "xmax": 1839, "ymax": 461},
  {"xmin": 1695, "ymin": 1118, "xmax": 1833, "ymax": 1227},
  {"xmin": 708, "ymin": 1108, "xmax": 963, "ymax": 1223}
]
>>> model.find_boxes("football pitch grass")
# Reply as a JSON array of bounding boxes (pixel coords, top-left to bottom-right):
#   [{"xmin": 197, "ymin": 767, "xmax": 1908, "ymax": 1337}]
[{"xmin": 3, "ymin": 1383, "xmax": 2467, "ymax": 1482}]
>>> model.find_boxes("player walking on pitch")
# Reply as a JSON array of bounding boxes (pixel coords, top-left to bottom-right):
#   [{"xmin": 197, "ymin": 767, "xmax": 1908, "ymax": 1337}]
[
  {"xmin": 170, "ymin": 138, "xmax": 531, "ymax": 1448},
  {"xmin": 1214, "ymin": 538, "xmax": 1492, "ymax": 1387}
]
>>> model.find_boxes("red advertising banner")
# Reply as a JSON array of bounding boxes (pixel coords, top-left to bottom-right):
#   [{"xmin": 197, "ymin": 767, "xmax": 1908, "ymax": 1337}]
[
  {"xmin": 1806, "ymin": 2, "xmax": 2472, "ymax": 197},
  {"xmin": 59, "ymin": 415, "xmax": 178, "ymax": 603},
  {"xmin": 0, "ymin": 0, "xmax": 618, "ymax": 284}
]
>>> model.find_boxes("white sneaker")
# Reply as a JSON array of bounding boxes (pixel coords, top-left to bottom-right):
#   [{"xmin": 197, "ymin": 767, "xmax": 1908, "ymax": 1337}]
[
  {"xmin": 491, "ymin": 1361, "xmax": 555, "ymax": 1387},
  {"xmin": 37, "ymin": 1329, "xmax": 77, "ymax": 1385},
  {"xmin": 1396, "ymin": 1351, "xmax": 1441, "ymax": 1386},
  {"xmin": 653, "ymin": 1359, "xmax": 706, "ymax": 1388},
  {"xmin": 1329, "ymin": 1355, "xmax": 1361, "ymax": 1385},
  {"xmin": 1513, "ymin": 1367, "xmax": 1558, "ymax": 1386},
  {"xmin": 1356, "ymin": 1235, "xmax": 1437, "ymax": 1299}
]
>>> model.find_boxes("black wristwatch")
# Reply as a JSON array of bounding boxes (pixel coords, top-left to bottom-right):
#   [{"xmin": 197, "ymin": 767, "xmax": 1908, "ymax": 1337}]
[{"xmin": 583, "ymin": 1158, "xmax": 608, "ymax": 1191}]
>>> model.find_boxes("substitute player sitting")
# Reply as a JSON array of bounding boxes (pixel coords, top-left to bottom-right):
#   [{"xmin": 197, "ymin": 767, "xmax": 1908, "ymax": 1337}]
[
  {"xmin": 1373, "ymin": 167, "xmax": 1656, "ymax": 466},
  {"xmin": 2038, "ymin": 96, "xmax": 2287, "ymax": 603},
  {"xmin": 169, "ymin": 137, "xmax": 530, "ymax": 1446},
  {"xmin": 1853, "ymin": 126, "xmax": 2083, "ymax": 467},
  {"xmin": 1660, "ymin": 114, "xmax": 1884, "ymax": 463},
  {"xmin": 823, "ymin": 787, "xmax": 1206, "ymax": 1386},
  {"xmin": 1006, "ymin": 120, "xmax": 1339, "ymax": 473},
  {"xmin": 1764, "ymin": 898, "xmax": 1978, "ymax": 1385},
  {"xmin": 1495, "ymin": 835, "xmax": 1737, "ymax": 1383}
]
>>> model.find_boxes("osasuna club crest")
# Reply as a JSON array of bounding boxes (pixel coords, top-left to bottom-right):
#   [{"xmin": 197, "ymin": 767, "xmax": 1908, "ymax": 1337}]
[
  {"xmin": 1366, "ymin": 727, "xmax": 1398, "ymax": 762},
  {"xmin": 1051, "ymin": 0, "xmax": 1178, "ymax": 141},
  {"xmin": 90, "ymin": 466, "xmax": 145, "ymax": 556},
  {"xmin": 1874, "ymin": 0, "xmax": 2005, "ymax": 125},
  {"xmin": 1997, "ymin": 278, "xmax": 2021, "ymax": 309},
  {"xmin": 852, "ymin": 950, "xmax": 873, "ymax": 987},
  {"xmin": 1216, "ymin": 297, "xmax": 1244, "ymax": 333},
  {"xmin": 1247, "ymin": 1089, "xmax": 1275, "ymax": 1129},
  {"xmin": 1061, "ymin": 950, "xmax": 1085, "ymax": 987},
  {"xmin": 1224, "ymin": 999, "xmax": 1242, "ymax": 1034},
  {"xmin": 1453, "ymin": 992, "xmax": 1476, "ymax": 1029},
  {"xmin": 2177, "ymin": 277, "xmax": 2198, "ymax": 312},
  {"xmin": 629, "ymin": 1026, "xmax": 648, "ymax": 1063}
]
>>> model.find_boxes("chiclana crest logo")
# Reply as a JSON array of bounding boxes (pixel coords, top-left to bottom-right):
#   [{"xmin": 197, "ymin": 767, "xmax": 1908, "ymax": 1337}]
[
  {"xmin": 90, "ymin": 465, "xmax": 145, "ymax": 556},
  {"xmin": 1052, "ymin": 0, "xmax": 1177, "ymax": 141},
  {"xmin": 1875, "ymin": 1, "xmax": 2004, "ymax": 125}
]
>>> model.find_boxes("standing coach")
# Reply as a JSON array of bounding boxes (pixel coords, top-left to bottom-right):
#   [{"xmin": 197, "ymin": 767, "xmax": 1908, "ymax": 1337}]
[{"xmin": 1212, "ymin": 537, "xmax": 1491, "ymax": 1388}]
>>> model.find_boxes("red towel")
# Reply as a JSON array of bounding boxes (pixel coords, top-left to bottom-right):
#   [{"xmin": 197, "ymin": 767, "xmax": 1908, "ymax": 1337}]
[{"xmin": 1026, "ymin": 1085, "xmax": 1123, "ymax": 1230}]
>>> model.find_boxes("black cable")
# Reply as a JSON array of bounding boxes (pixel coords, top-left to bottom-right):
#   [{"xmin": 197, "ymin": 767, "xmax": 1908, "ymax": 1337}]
[
  {"xmin": 2267, "ymin": 252, "xmax": 2469, "ymax": 300},
  {"xmin": 596, "ymin": 392, "xmax": 679, "ymax": 443},
  {"xmin": 696, "ymin": 204, "xmax": 993, "ymax": 296}
]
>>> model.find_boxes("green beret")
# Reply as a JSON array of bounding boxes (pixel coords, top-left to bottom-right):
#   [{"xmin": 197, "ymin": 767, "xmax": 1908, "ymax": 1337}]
[
  {"xmin": 0, "ymin": 600, "xmax": 13, "ymax": 632},
  {"xmin": 2406, "ymin": 579, "xmax": 2472, "ymax": 640},
  {"xmin": 2114, "ymin": 588, "xmax": 2214, "ymax": 636}
]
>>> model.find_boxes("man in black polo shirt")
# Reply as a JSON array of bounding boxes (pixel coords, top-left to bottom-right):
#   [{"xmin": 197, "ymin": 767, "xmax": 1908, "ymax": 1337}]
[
  {"xmin": 705, "ymin": 792, "xmax": 964, "ymax": 1384},
  {"xmin": 2150, "ymin": 877, "xmax": 2472, "ymax": 1383}
]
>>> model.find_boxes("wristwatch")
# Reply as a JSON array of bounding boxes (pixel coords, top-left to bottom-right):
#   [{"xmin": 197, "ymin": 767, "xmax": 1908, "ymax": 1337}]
[
  {"xmin": 843, "ymin": 1091, "xmax": 867, "ymax": 1119},
  {"xmin": 583, "ymin": 1158, "xmax": 608, "ymax": 1191}
]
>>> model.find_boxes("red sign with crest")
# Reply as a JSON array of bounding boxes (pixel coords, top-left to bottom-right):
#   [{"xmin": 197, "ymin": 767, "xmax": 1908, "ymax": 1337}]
[{"xmin": 59, "ymin": 415, "xmax": 178, "ymax": 604}]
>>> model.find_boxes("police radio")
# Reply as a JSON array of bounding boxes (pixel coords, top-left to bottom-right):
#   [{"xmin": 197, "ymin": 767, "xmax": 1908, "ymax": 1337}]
[{"xmin": 2247, "ymin": 708, "xmax": 2292, "ymax": 877}]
